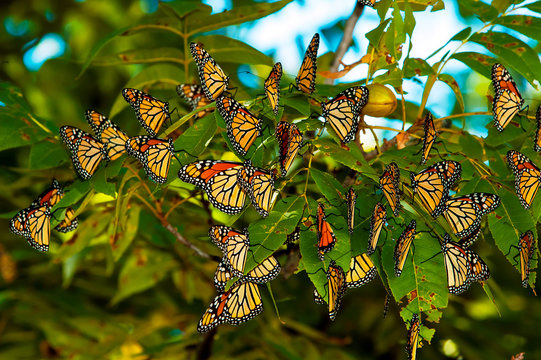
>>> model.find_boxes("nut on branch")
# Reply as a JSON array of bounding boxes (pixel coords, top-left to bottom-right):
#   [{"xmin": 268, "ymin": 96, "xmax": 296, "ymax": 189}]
[{"xmin": 361, "ymin": 84, "xmax": 397, "ymax": 117}]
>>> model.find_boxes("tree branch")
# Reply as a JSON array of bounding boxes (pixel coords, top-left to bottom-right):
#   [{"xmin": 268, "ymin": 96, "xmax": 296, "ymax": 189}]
[{"xmin": 164, "ymin": 222, "xmax": 216, "ymax": 261}]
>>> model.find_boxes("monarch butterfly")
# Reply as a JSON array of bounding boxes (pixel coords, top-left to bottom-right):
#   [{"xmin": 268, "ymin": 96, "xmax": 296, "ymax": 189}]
[
  {"xmin": 410, "ymin": 160, "xmax": 462, "ymax": 217},
  {"xmin": 125, "ymin": 136, "xmax": 174, "ymax": 184},
  {"xmin": 215, "ymin": 96, "xmax": 262, "ymax": 156},
  {"xmin": 420, "ymin": 112, "xmax": 437, "ymax": 165},
  {"xmin": 197, "ymin": 279, "xmax": 263, "ymax": 333},
  {"xmin": 380, "ymin": 162, "xmax": 401, "ymax": 216},
  {"xmin": 222, "ymin": 230, "xmax": 250, "ymax": 278},
  {"xmin": 286, "ymin": 227, "xmax": 301, "ymax": 244},
  {"xmin": 458, "ymin": 226, "xmax": 481, "ymax": 248},
  {"xmin": 265, "ymin": 62, "xmax": 282, "ymax": 115},
  {"xmin": 60, "ymin": 126, "xmax": 107, "ymax": 180},
  {"xmin": 441, "ymin": 234, "xmax": 490, "ymax": 294},
  {"xmin": 507, "ymin": 150, "xmax": 541, "ymax": 209},
  {"xmin": 213, "ymin": 255, "xmax": 281, "ymax": 292},
  {"xmin": 275, "ymin": 121, "xmax": 303, "ymax": 177},
  {"xmin": 314, "ymin": 260, "xmax": 346, "ymax": 321},
  {"xmin": 346, "ymin": 253, "xmax": 377, "ymax": 288},
  {"xmin": 190, "ymin": 42, "xmax": 229, "ymax": 101},
  {"xmin": 239, "ymin": 160, "xmax": 275, "ymax": 217},
  {"xmin": 316, "ymin": 203, "xmax": 337, "ymax": 261},
  {"xmin": 178, "ymin": 160, "xmax": 246, "ymax": 214},
  {"xmin": 86, "ymin": 110, "xmax": 129, "ymax": 161},
  {"xmin": 535, "ymin": 105, "xmax": 541, "ymax": 152},
  {"xmin": 30, "ymin": 178, "xmax": 64, "ymax": 208},
  {"xmin": 406, "ymin": 314, "xmax": 420, "ymax": 360},
  {"xmin": 394, "ymin": 220, "xmax": 416, "ymax": 277},
  {"xmin": 346, "ymin": 187, "xmax": 357, "ymax": 235},
  {"xmin": 321, "ymin": 86, "xmax": 369, "ymax": 144},
  {"xmin": 9, "ymin": 205, "xmax": 51, "ymax": 252},
  {"xmin": 518, "ymin": 230, "xmax": 535, "ymax": 288},
  {"xmin": 122, "ymin": 88, "xmax": 169, "ymax": 137},
  {"xmin": 55, "ymin": 207, "xmax": 79, "ymax": 233},
  {"xmin": 296, "ymin": 33, "xmax": 319, "ymax": 94},
  {"xmin": 443, "ymin": 193, "xmax": 500, "ymax": 238},
  {"xmin": 367, "ymin": 202, "xmax": 386, "ymax": 256},
  {"xmin": 491, "ymin": 63, "xmax": 525, "ymax": 132},
  {"xmin": 176, "ymin": 83, "xmax": 213, "ymax": 119},
  {"xmin": 214, "ymin": 260, "xmax": 232, "ymax": 293}
]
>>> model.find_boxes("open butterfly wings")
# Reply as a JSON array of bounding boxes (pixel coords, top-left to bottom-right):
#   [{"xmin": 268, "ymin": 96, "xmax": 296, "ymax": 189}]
[
  {"xmin": 122, "ymin": 88, "xmax": 169, "ymax": 137},
  {"xmin": 380, "ymin": 162, "xmax": 401, "ymax": 216},
  {"xmin": 215, "ymin": 96, "xmax": 262, "ymax": 157},
  {"xmin": 275, "ymin": 121, "xmax": 303, "ymax": 177},
  {"xmin": 86, "ymin": 110, "xmax": 129, "ymax": 161},
  {"xmin": 367, "ymin": 202, "xmax": 386, "ymax": 255},
  {"xmin": 176, "ymin": 83, "xmax": 213, "ymax": 118},
  {"xmin": 421, "ymin": 112, "xmax": 436, "ymax": 165},
  {"xmin": 518, "ymin": 231, "xmax": 535, "ymax": 288},
  {"xmin": 265, "ymin": 62, "xmax": 282, "ymax": 115},
  {"xmin": 316, "ymin": 203, "xmax": 337, "ymax": 261},
  {"xmin": 394, "ymin": 220, "xmax": 416, "ymax": 277},
  {"xmin": 410, "ymin": 160, "xmax": 462, "ymax": 218},
  {"xmin": 190, "ymin": 42, "xmax": 229, "ymax": 101},
  {"xmin": 507, "ymin": 150, "xmax": 541, "ymax": 209},
  {"xmin": 442, "ymin": 234, "xmax": 490, "ymax": 294},
  {"xmin": 125, "ymin": 136, "xmax": 174, "ymax": 184},
  {"xmin": 296, "ymin": 33, "xmax": 319, "ymax": 94},
  {"xmin": 321, "ymin": 86, "xmax": 369, "ymax": 144},
  {"xmin": 60, "ymin": 126, "xmax": 107, "ymax": 180},
  {"xmin": 491, "ymin": 63, "xmax": 524, "ymax": 132},
  {"xmin": 443, "ymin": 193, "xmax": 500, "ymax": 238}
]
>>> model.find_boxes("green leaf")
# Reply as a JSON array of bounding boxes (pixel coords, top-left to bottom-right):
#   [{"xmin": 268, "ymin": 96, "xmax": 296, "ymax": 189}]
[
  {"xmin": 484, "ymin": 119, "xmax": 525, "ymax": 146},
  {"xmin": 366, "ymin": 19, "xmax": 392, "ymax": 48},
  {"xmin": 28, "ymin": 141, "xmax": 67, "ymax": 169},
  {"xmin": 93, "ymin": 47, "xmax": 184, "ymax": 67},
  {"xmin": 525, "ymin": 1, "xmax": 541, "ymax": 13},
  {"xmin": 173, "ymin": 111, "xmax": 217, "ymax": 157},
  {"xmin": 246, "ymin": 196, "xmax": 305, "ymax": 272},
  {"xmin": 403, "ymin": 3, "xmax": 416, "ymax": 37},
  {"xmin": 282, "ymin": 94, "xmax": 311, "ymax": 116},
  {"xmin": 493, "ymin": 15, "xmax": 541, "ymax": 42},
  {"xmin": 396, "ymin": 0, "xmax": 445, "ymax": 11},
  {"xmin": 312, "ymin": 138, "xmax": 370, "ymax": 173},
  {"xmin": 451, "ymin": 52, "xmax": 495, "ymax": 80},
  {"xmin": 457, "ymin": 0, "xmax": 498, "ymax": 22},
  {"xmin": 450, "ymin": 27, "xmax": 471, "ymax": 41},
  {"xmin": 310, "ymin": 168, "xmax": 346, "ymax": 206},
  {"xmin": 403, "ymin": 58, "xmax": 435, "ymax": 78},
  {"xmin": 191, "ymin": 35, "xmax": 273, "ymax": 66},
  {"xmin": 109, "ymin": 64, "xmax": 184, "ymax": 118},
  {"xmin": 187, "ymin": 0, "xmax": 292, "ymax": 35},
  {"xmin": 373, "ymin": 67, "xmax": 404, "ymax": 87},
  {"xmin": 93, "ymin": 168, "xmax": 117, "ymax": 197},
  {"xmin": 0, "ymin": 83, "xmax": 52, "ymax": 151},
  {"xmin": 111, "ymin": 248, "xmax": 177, "ymax": 305},
  {"xmin": 491, "ymin": 0, "xmax": 513, "ymax": 13},
  {"xmin": 438, "ymin": 73, "xmax": 465, "ymax": 112},
  {"xmin": 470, "ymin": 32, "xmax": 541, "ymax": 88},
  {"xmin": 111, "ymin": 206, "xmax": 141, "ymax": 261}
]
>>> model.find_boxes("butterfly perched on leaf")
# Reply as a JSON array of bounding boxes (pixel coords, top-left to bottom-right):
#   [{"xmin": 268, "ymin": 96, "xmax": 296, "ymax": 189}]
[
  {"xmin": 178, "ymin": 160, "xmax": 247, "ymax": 214},
  {"xmin": 122, "ymin": 88, "xmax": 169, "ymax": 137},
  {"xmin": 441, "ymin": 234, "xmax": 490, "ymax": 295},
  {"xmin": 296, "ymin": 33, "xmax": 319, "ymax": 94},
  {"xmin": 316, "ymin": 203, "xmax": 338, "ymax": 261},
  {"xmin": 345, "ymin": 253, "xmax": 376, "ymax": 288},
  {"xmin": 125, "ymin": 136, "xmax": 175, "ymax": 184},
  {"xmin": 239, "ymin": 160, "xmax": 276, "ymax": 217},
  {"xmin": 380, "ymin": 162, "xmax": 401, "ymax": 216},
  {"xmin": 406, "ymin": 314, "xmax": 420, "ymax": 360},
  {"xmin": 10, "ymin": 205, "xmax": 51, "ymax": 252},
  {"xmin": 345, "ymin": 187, "xmax": 357, "ymax": 235},
  {"xmin": 60, "ymin": 126, "xmax": 107, "ymax": 180},
  {"xmin": 275, "ymin": 121, "xmax": 303, "ymax": 177},
  {"xmin": 443, "ymin": 192, "xmax": 500, "ymax": 238},
  {"xmin": 491, "ymin": 63, "xmax": 525, "ymax": 132},
  {"xmin": 517, "ymin": 230, "xmax": 535, "ymax": 288},
  {"xmin": 86, "ymin": 110, "xmax": 129, "ymax": 161},
  {"xmin": 190, "ymin": 42, "xmax": 229, "ymax": 101},
  {"xmin": 534, "ymin": 105, "xmax": 541, "ymax": 152},
  {"xmin": 507, "ymin": 150, "xmax": 541, "ymax": 209},
  {"xmin": 321, "ymin": 86, "xmax": 369, "ymax": 143},
  {"xmin": 176, "ymin": 83, "xmax": 213, "ymax": 119},
  {"xmin": 420, "ymin": 112, "xmax": 437, "ymax": 165},
  {"xmin": 410, "ymin": 160, "xmax": 461, "ymax": 218},
  {"xmin": 367, "ymin": 202, "xmax": 386, "ymax": 256},
  {"xmin": 264, "ymin": 62, "xmax": 282, "ymax": 115},
  {"xmin": 215, "ymin": 96, "xmax": 262, "ymax": 157},
  {"xmin": 394, "ymin": 220, "xmax": 416, "ymax": 277},
  {"xmin": 314, "ymin": 260, "xmax": 346, "ymax": 321}
]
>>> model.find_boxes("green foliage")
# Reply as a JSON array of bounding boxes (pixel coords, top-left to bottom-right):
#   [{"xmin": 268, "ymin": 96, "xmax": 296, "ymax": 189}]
[{"xmin": 2, "ymin": 0, "xmax": 541, "ymax": 359}]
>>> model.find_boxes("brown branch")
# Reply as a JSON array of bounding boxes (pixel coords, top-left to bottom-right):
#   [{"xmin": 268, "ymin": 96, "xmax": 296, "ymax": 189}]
[
  {"xmin": 325, "ymin": 2, "xmax": 365, "ymax": 85},
  {"xmin": 164, "ymin": 222, "xmax": 214, "ymax": 260}
]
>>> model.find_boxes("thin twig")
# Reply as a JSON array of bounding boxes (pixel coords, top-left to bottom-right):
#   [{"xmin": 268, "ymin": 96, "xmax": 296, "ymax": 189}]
[
  {"xmin": 164, "ymin": 222, "xmax": 213, "ymax": 260},
  {"xmin": 325, "ymin": 2, "xmax": 365, "ymax": 85}
]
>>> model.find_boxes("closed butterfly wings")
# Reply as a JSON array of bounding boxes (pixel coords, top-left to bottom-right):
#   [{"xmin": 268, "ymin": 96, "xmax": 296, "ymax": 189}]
[
  {"xmin": 380, "ymin": 162, "xmax": 401, "ymax": 216},
  {"xmin": 518, "ymin": 231, "xmax": 535, "ymax": 288},
  {"xmin": 394, "ymin": 220, "xmax": 416, "ymax": 277},
  {"xmin": 507, "ymin": 150, "xmax": 541, "ymax": 209},
  {"xmin": 406, "ymin": 314, "xmax": 420, "ymax": 360},
  {"xmin": 346, "ymin": 253, "xmax": 377, "ymax": 288},
  {"xmin": 216, "ymin": 96, "xmax": 262, "ymax": 156},
  {"xmin": 86, "ymin": 110, "xmax": 129, "ymax": 161},
  {"xmin": 10, "ymin": 205, "xmax": 51, "ymax": 252},
  {"xmin": 296, "ymin": 33, "xmax": 319, "ymax": 94},
  {"xmin": 316, "ymin": 203, "xmax": 337, "ymax": 261},
  {"xmin": 125, "ymin": 136, "xmax": 174, "ymax": 184},
  {"xmin": 314, "ymin": 261, "xmax": 346, "ymax": 321},
  {"xmin": 420, "ymin": 112, "xmax": 437, "ymax": 165},
  {"xmin": 239, "ymin": 160, "xmax": 276, "ymax": 217},
  {"xmin": 122, "ymin": 88, "xmax": 169, "ymax": 137},
  {"xmin": 190, "ymin": 42, "xmax": 229, "ymax": 101},
  {"xmin": 491, "ymin": 63, "xmax": 524, "ymax": 132},
  {"xmin": 443, "ymin": 193, "xmax": 500, "ymax": 238},
  {"xmin": 60, "ymin": 126, "xmax": 107, "ymax": 180},
  {"xmin": 535, "ymin": 105, "xmax": 541, "ymax": 152},
  {"xmin": 275, "ymin": 121, "xmax": 303, "ymax": 177},
  {"xmin": 265, "ymin": 62, "xmax": 282, "ymax": 115},
  {"xmin": 367, "ymin": 202, "xmax": 386, "ymax": 255},
  {"xmin": 176, "ymin": 83, "xmax": 213, "ymax": 119}
]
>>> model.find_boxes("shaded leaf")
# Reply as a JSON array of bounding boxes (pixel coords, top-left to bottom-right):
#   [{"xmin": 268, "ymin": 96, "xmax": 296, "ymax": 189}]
[{"xmin": 438, "ymin": 73, "xmax": 465, "ymax": 112}]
